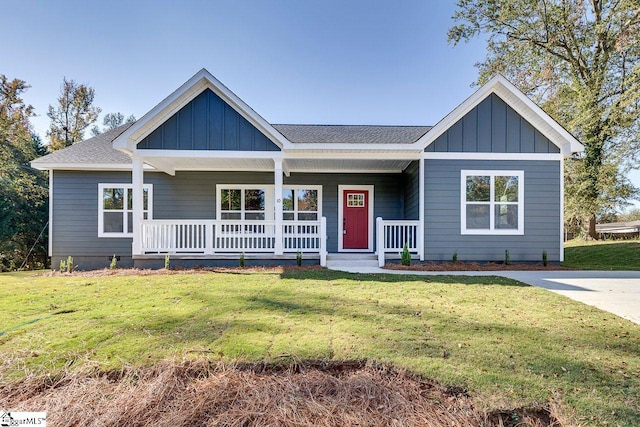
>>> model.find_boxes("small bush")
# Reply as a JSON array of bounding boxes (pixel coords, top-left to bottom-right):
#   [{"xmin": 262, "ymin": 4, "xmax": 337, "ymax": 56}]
[
  {"xmin": 239, "ymin": 252, "xmax": 245, "ymax": 268},
  {"xmin": 296, "ymin": 250, "xmax": 302, "ymax": 266},
  {"xmin": 542, "ymin": 249, "xmax": 548, "ymax": 267},
  {"xmin": 401, "ymin": 243, "xmax": 411, "ymax": 266},
  {"xmin": 452, "ymin": 250, "xmax": 458, "ymax": 264},
  {"xmin": 164, "ymin": 254, "xmax": 170, "ymax": 270},
  {"xmin": 504, "ymin": 250, "xmax": 510, "ymax": 265},
  {"xmin": 59, "ymin": 259, "xmax": 66, "ymax": 273},
  {"xmin": 110, "ymin": 255, "xmax": 118, "ymax": 270}
]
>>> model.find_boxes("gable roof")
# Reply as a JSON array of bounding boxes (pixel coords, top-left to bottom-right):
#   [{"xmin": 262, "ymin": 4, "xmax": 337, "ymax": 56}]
[
  {"xmin": 272, "ymin": 124, "xmax": 431, "ymax": 144},
  {"xmin": 418, "ymin": 74, "xmax": 584, "ymax": 155},
  {"xmin": 113, "ymin": 68, "xmax": 291, "ymax": 152},
  {"xmin": 31, "ymin": 123, "xmax": 136, "ymax": 169}
]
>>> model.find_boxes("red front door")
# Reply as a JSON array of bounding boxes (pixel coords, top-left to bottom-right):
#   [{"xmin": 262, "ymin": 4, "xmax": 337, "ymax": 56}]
[{"xmin": 343, "ymin": 189, "xmax": 369, "ymax": 249}]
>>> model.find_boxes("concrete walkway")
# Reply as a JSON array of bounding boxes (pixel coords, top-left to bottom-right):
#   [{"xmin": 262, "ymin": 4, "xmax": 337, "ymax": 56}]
[{"xmin": 328, "ymin": 265, "xmax": 640, "ymax": 325}]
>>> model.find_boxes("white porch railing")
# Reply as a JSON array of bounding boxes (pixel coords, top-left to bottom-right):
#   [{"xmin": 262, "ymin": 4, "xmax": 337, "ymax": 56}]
[
  {"xmin": 140, "ymin": 218, "xmax": 327, "ymax": 265},
  {"xmin": 376, "ymin": 217, "xmax": 420, "ymax": 267}
]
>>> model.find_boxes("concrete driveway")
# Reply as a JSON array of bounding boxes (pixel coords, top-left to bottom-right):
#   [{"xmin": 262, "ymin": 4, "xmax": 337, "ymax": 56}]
[{"xmin": 328, "ymin": 265, "xmax": 640, "ymax": 325}]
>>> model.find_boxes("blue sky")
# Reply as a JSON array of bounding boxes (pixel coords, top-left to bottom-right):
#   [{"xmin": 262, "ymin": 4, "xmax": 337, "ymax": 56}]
[{"xmin": 4, "ymin": 0, "xmax": 638, "ymax": 207}]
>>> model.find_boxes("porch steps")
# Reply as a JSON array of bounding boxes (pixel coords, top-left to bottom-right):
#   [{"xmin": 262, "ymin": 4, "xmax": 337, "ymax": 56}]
[{"xmin": 326, "ymin": 254, "xmax": 379, "ymax": 270}]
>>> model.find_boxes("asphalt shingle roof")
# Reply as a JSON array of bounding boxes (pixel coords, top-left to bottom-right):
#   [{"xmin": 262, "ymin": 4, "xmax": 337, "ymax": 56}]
[
  {"xmin": 272, "ymin": 124, "xmax": 431, "ymax": 144},
  {"xmin": 32, "ymin": 122, "xmax": 135, "ymax": 165},
  {"xmin": 32, "ymin": 123, "xmax": 432, "ymax": 166}
]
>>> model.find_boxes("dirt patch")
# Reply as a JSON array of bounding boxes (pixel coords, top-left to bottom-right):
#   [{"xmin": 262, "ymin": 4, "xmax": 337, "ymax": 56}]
[
  {"xmin": 0, "ymin": 360, "xmax": 561, "ymax": 426},
  {"xmin": 37, "ymin": 265, "xmax": 324, "ymax": 278},
  {"xmin": 386, "ymin": 262, "xmax": 574, "ymax": 271}
]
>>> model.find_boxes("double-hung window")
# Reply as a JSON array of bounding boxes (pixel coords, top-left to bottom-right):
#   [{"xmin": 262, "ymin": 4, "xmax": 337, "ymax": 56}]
[
  {"xmin": 218, "ymin": 187, "xmax": 268, "ymax": 220},
  {"xmin": 461, "ymin": 170, "xmax": 524, "ymax": 235},
  {"xmin": 282, "ymin": 186, "xmax": 321, "ymax": 221},
  {"xmin": 98, "ymin": 184, "xmax": 152, "ymax": 237}
]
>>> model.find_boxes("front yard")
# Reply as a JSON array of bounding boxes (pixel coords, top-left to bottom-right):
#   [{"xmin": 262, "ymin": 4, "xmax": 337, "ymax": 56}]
[{"xmin": 0, "ymin": 268, "xmax": 638, "ymax": 425}]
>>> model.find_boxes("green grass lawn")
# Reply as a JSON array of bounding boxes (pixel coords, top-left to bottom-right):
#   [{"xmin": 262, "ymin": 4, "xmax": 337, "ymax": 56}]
[
  {"xmin": 564, "ymin": 239, "xmax": 640, "ymax": 270},
  {"xmin": 1, "ymin": 268, "xmax": 638, "ymax": 425}
]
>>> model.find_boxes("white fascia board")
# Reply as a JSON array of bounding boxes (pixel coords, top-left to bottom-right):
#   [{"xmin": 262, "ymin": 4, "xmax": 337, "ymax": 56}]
[
  {"xmin": 285, "ymin": 149, "xmax": 421, "ymax": 160},
  {"xmin": 422, "ymin": 152, "xmax": 563, "ymax": 161},
  {"xmin": 287, "ymin": 168, "xmax": 404, "ymax": 174},
  {"xmin": 286, "ymin": 143, "xmax": 421, "ymax": 151},
  {"xmin": 418, "ymin": 75, "xmax": 584, "ymax": 156},
  {"xmin": 30, "ymin": 163, "xmax": 157, "ymax": 171},
  {"xmin": 135, "ymin": 149, "xmax": 284, "ymax": 159},
  {"xmin": 113, "ymin": 68, "xmax": 291, "ymax": 151}
]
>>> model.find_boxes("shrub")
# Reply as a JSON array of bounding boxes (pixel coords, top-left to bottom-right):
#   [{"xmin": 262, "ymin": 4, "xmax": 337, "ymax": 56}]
[
  {"xmin": 296, "ymin": 250, "xmax": 302, "ymax": 266},
  {"xmin": 401, "ymin": 243, "xmax": 411, "ymax": 266},
  {"xmin": 59, "ymin": 259, "xmax": 66, "ymax": 273},
  {"xmin": 164, "ymin": 253, "xmax": 170, "ymax": 270},
  {"xmin": 504, "ymin": 250, "xmax": 510, "ymax": 265},
  {"xmin": 452, "ymin": 250, "xmax": 458, "ymax": 264},
  {"xmin": 239, "ymin": 252, "xmax": 245, "ymax": 268},
  {"xmin": 110, "ymin": 255, "xmax": 117, "ymax": 270},
  {"xmin": 542, "ymin": 249, "xmax": 548, "ymax": 267}
]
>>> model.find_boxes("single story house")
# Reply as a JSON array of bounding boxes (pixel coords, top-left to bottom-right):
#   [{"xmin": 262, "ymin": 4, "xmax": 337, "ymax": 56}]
[{"xmin": 32, "ymin": 69, "xmax": 583, "ymax": 269}]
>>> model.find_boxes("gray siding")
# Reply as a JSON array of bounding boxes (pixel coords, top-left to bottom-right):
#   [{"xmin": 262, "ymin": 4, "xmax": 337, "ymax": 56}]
[
  {"xmin": 403, "ymin": 161, "xmax": 420, "ymax": 220},
  {"xmin": 284, "ymin": 173, "xmax": 404, "ymax": 253},
  {"xmin": 424, "ymin": 160, "xmax": 561, "ymax": 262},
  {"xmin": 425, "ymin": 94, "xmax": 560, "ymax": 154},
  {"xmin": 138, "ymin": 89, "xmax": 280, "ymax": 151},
  {"xmin": 52, "ymin": 171, "xmax": 135, "ymax": 268},
  {"xmin": 52, "ymin": 171, "xmax": 406, "ymax": 267}
]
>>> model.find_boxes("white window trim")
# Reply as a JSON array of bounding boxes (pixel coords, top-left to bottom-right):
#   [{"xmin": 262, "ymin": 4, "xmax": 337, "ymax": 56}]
[
  {"xmin": 338, "ymin": 185, "xmax": 375, "ymax": 252},
  {"xmin": 216, "ymin": 185, "xmax": 275, "ymax": 221},
  {"xmin": 98, "ymin": 183, "xmax": 153, "ymax": 238},
  {"xmin": 460, "ymin": 170, "xmax": 524, "ymax": 235},
  {"xmin": 283, "ymin": 185, "xmax": 323, "ymax": 221}
]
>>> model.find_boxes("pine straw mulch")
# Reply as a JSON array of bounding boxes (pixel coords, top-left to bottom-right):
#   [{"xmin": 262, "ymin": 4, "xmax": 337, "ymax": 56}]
[
  {"xmin": 385, "ymin": 262, "xmax": 574, "ymax": 272},
  {"xmin": 0, "ymin": 360, "xmax": 562, "ymax": 427}
]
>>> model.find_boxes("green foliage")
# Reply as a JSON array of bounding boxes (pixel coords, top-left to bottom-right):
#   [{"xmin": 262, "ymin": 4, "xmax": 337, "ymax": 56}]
[
  {"xmin": 47, "ymin": 77, "xmax": 101, "ymax": 150},
  {"xmin": 542, "ymin": 250, "xmax": 548, "ymax": 267},
  {"xmin": 0, "ymin": 75, "xmax": 48, "ymax": 271},
  {"xmin": 0, "ymin": 270, "xmax": 638, "ymax": 425},
  {"xmin": 400, "ymin": 243, "xmax": 411, "ymax": 266},
  {"xmin": 91, "ymin": 112, "xmax": 136, "ymax": 137},
  {"xmin": 66, "ymin": 256, "xmax": 74, "ymax": 273},
  {"xmin": 110, "ymin": 255, "xmax": 117, "ymax": 271},
  {"xmin": 164, "ymin": 254, "xmax": 170, "ymax": 270},
  {"xmin": 59, "ymin": 259, "xmax": 66, "ymax": 273},
  {"xmin": 239, "ymin": 252, "xmax": 245, "ymax": 268},
  {"xmin": 452, "ymin": 250, "xmax": 458, "ymax": 264},
  {"xmin": 504, "ymin": 249, "xmax": 510, "ymax": 265},
  {"xmin": 296, "ymin": 250, "xmax": 302, "ymax": 266},
  {"xmin": 449, "ymin": 0, "xmax": 640, "ymax": 238}
]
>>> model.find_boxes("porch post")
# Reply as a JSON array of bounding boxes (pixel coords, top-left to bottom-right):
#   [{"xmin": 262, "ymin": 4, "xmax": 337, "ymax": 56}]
[
  {"xmin": 132, "ymin": 157, "xmax": 144, "ymax": 256},
  {"xmin": 418, "ymin": 157, "xmax": 425, "ymax": 261},
  {"xmin": 274, "ymin": 160, "xmax": 284, "ymax": 255}
]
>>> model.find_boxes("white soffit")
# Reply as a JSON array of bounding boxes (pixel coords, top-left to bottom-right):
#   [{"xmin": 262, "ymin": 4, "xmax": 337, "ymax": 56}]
[{"xmin": 285, "ymin": 158, "xmax": 411, "ymax": 173}]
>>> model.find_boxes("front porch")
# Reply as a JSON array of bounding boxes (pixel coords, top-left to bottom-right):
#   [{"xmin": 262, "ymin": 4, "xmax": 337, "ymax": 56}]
[{"xmin": 136, "ymin": 217, "xmax": 420, "ymax": 267}]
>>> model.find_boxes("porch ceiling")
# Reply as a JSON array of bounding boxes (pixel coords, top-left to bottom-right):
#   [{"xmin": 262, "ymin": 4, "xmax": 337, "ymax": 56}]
[{"xmin": 142, "ymin": 156, "xmax": 415, "ymax": 174}]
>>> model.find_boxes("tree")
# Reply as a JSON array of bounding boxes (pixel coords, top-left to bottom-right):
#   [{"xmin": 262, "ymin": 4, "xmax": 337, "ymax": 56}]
[
  {"xmin": 449, "ymin": 0, "xmax": 640, "ymax": 238},
  {"xmin": 47, "ymin": 77, "xmax": 101, "ymax": 150},
  {"xmin": 90, "ymin": 112, "xmax": 136, "ymax": 136},
  {"xmin": 0, "ymin": 75, "xmax": 48, "ymax": 270}
]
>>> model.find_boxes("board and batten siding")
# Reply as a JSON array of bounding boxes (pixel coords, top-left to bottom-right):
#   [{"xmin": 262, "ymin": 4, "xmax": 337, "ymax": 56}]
[
  {"xmin": 424, "ymin": 160, "xmax": 561, "ymax": 262},
  {"xmin": 425, "ymin": 94, "xmax": 560, "ymax": 154},
  {"xmin": 52, "ymin": 170, "xmax": 406, "ymax": 268},
  {"xmin": 137, "ymin": 89, "xmax": 280, "ymax": 152}
]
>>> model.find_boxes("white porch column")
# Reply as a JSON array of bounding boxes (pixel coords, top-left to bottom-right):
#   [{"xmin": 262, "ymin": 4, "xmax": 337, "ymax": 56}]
[
  {"xmin": 274, "ymin": 160, "xmax": 284, "ymax": 255},
  {"xmin": 418, "ymin": 157, "xmax": 425, "ymax": 261},
  {"xmin": 132, "ymin": 157, "xmax": 144, "ymax": 256}
]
